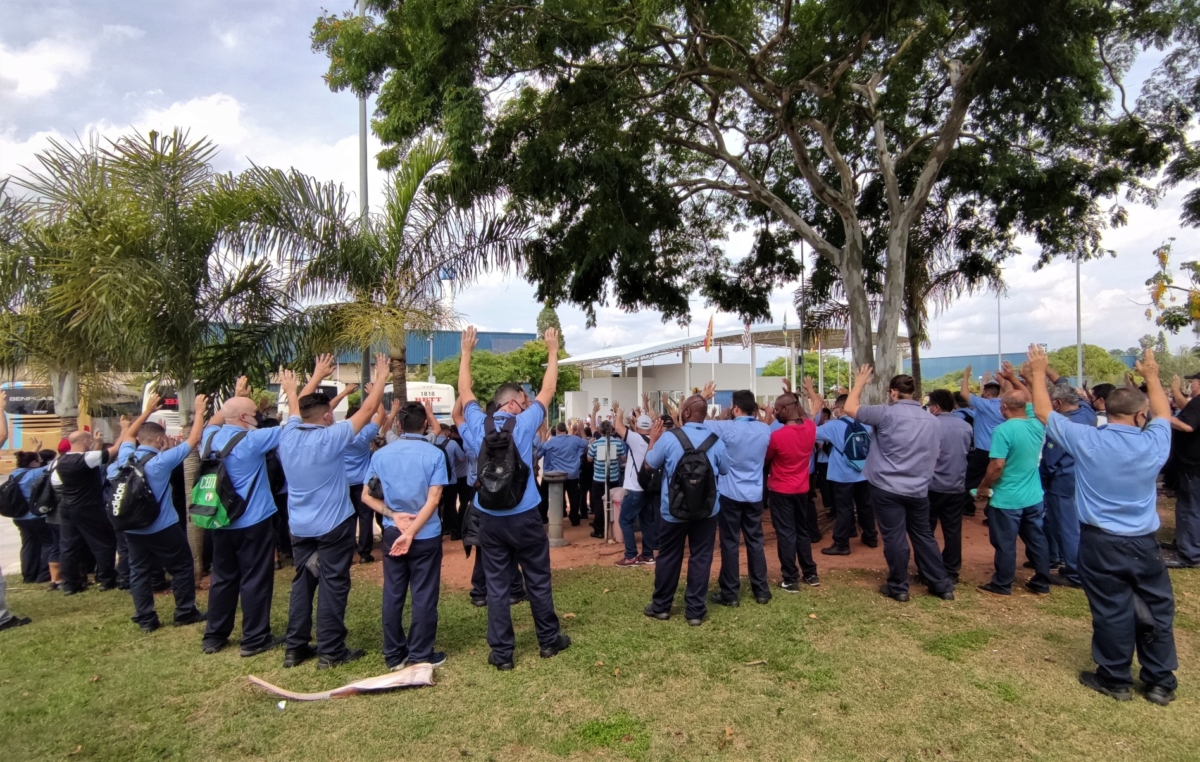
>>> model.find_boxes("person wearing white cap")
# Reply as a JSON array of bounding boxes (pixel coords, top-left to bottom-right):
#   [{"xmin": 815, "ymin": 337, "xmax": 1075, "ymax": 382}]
[{"xmin": 612, "ymin": 403, "xmax": 658, "ymax": 566}]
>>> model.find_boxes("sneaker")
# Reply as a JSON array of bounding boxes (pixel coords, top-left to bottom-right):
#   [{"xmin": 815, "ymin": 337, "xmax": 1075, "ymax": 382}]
[
  {"xmin": 977, "ymin": 582, "xmax": 1011, "ymax": 596},
  {"xmin": 780, "ymin": 581, "xmax": 801, "ymax": 594},
  {"xmin": 540, "ymin": 634, "xmax": 571, "ymax": 658},
  {"xmin": 317, "ymin": 648, "xmax": 365, "ymax": 670},
  {"xmin": 240, "ymin": 635, "xmax": 285, "ymax": 658},
  {"xmin": 820, "ymin": 546, "xmax": 850, "ymax": 556},
  {"xmin": 614, "ymin": 557, "xmax": 641, "ymax": 568},
  {"xmin": 1023, "ymin": 582, "xmax": 1050, "ymax": 595},
  {"xmin": 1079, "ymin": 671, "xmax": 1132, "ymax": 701},
  {"xmin": 173, "ymin": 611, "xmax": 207, "ymax": 627},
  {"xmin": 428, "ymin": 651, "xmax": 447, "ymax": 667},
  {"xmin": 1144, "ymin": 684, "xmax": 1176, "ymax": 706},
  {"xmin": 202, "ymin": 638, "xmax": 228, "ymax": 655},
  {"xmin": 387, "ymin": 657, "xmax": 409, "ymax": 672},
  {"xmin": 638, "ymin": 555, "xmax": 656, "ymax": 565},
  {"xmin": 643, "ymin": 604, "xmax": 670, "ymax": 620},
  {"xmin": 0, "ymin": 616, "xmax": 32, "ymax": 631},
  {"xmin": 709, "ymin": 592, "xmax": 739, "ymax": 608},
  {"xmin": 803, "ymin": 574, "xmax": 820, "ymax": 587},
  {"xmin": 283, "ymin": 645, "xmax": 314, "ymax": 669},
  {"xmin": 488, "ymin": 652, "xmax": 514, "ymax": 671}
]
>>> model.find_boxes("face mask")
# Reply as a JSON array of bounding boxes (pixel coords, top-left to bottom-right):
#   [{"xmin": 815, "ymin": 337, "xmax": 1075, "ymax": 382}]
[{"xmin": 775, "ymin": 412, "xmax": 788, "ymax": 424}]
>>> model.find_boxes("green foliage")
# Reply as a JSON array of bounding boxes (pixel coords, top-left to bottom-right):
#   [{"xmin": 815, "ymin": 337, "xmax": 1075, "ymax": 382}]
[
  {"xmin": 1047, "ymin": 344, "xmax": 1130, "ymax": 384},
  {"xmin": 761, "ymin": 353, "xmax": 852, "ymax": 392},
  {"xmin": 536, "ymin": 303, "xmax": 563, "ymax": 341},
  {"xmin": 924, "ymin": 369, "xmax": 979, "ymax": 394},
  {"xmin": 434, "ymin": 339, "xmax": 581, "ymax": 406}
]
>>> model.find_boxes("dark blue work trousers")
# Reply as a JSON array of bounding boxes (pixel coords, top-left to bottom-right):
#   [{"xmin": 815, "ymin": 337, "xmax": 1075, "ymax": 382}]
[
  {"xmin": 1078, "ymin": 525, "xmax": 1178, "ymax": 691},
  {"xmin": 478, "ymin": 508, "xmax": 560, "ymax": 662},
  {"xmin": 1045, "ymin": 488, "xmax": 1083, "ymax": 583},
  {"xmin": 650, "ymin": 513, "xmax": 719, "ymax": 620},
  {"xmin": 768, "ymin": 491, "xmax": 817, "ymax": 584},
  {"xmin": 286, "ymin": 515, "xmax": 357, "ymax": 659},
  {"xmin": 873, "ymin": 487, "xmax": 952, "ymax": 597},
  {"xmin": 381, "ymin": 529, "xmax": 442, "ymax": 667},
  {"xmin": 469, "ymin": 549, "xmax": 525, "ymax": 604},
  {"xmin": 985, "ymin": 503, "xmax": 1052, "ymax": 593},
  {"xmin": 14, "ymin": 517, "xmax": 54, "ymax": 583},
  {"xmin": 928, "ymin": 490, "xmax": 965, "ymax": 578},
  {"xmin": 59, "ymin": 503, "xmax": 117, "ymax": 592},
  {"xmin": 125, "ymin": 522, "xmax": 200, "ymax": 628},
  {"xmin": 619, "ymin": 488, "xmax": 658, "ymax": 560},
  {"xmin": 716, "ymin": 498, "xmax": 769, "ymax": 601},
  {"xmin": 830, "ymin": 480, "xmax": 876, "ymax": 549},
  {"xmin": 1172, "ymin": 470, "xmax": 1200, "ymax": 566},
  {"xmin": 203, "ymin": 517, "xmax": 278, "ymax": 652}
]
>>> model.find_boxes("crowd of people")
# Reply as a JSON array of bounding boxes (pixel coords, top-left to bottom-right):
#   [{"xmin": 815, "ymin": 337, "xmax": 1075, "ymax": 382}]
[{"xmin": 0, "ymin": 339, "xmax": 1190, "ymax": 705}]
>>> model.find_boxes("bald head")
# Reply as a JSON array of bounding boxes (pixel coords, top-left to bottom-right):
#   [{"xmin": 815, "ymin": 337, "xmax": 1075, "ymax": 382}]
[
  {"xmin": 1001, "ymin": 390, "xmax": 1029, "ymax": 418},
  {"xmin": 67, "ymin": 430, "xmax": 93, "ymax": 451},
  {"xmin": 774, "ymin": 393, "xmax": 800, "ymax": 423},
  {"xmin": 220, "ymin": 397, "xmax": 258, "ymax": 429},
  {"xmin": 680, "ymin": 394, "xmax": 708, "ymax": 424}
]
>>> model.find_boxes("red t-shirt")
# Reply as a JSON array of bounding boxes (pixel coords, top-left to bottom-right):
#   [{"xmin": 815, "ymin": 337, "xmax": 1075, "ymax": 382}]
[{"xmin": 766, "ymin": 420, "xmax": 816, "ymax": 494}]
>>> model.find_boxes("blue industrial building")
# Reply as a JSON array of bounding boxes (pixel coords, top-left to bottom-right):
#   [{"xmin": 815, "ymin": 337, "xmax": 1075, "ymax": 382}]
[
  {"xmin": 904, "ymin": 352, "xmax": 1138, "ymax": 382},
  {"xmin": 335, "ymin": 330, "xmax": 536, "ymax": 367}
]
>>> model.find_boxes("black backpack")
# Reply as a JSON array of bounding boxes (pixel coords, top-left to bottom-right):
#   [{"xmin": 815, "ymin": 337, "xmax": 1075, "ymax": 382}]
[
  {"xmin": 30, "ymin": 462, "xmax": 58, "ymax": 519},
  {"xmin": 0, "ymin": 468, "xmax": 31, "ymax": 518},
  {"xmin": 107, "ymin": 452, "xmax": 160, "ymax": 531},
  {"xmin": 434, "ymin": 439, "xmax": 454, "ymax": 482},
  {"xmin": 476, "ymin": 414, "xmax": 530, "ymax": 511},
  {"xmin": 667, "ymin": 428, "xmax": 719, "ymax": 521},
  {"xmin": 633, "ymin": 434, "xmax": 664, "ymax": 494}
]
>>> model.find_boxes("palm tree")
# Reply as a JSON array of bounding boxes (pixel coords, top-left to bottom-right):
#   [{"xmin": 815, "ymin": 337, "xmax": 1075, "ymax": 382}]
[{"xmin": 247, "ymin": 136, "xmax": 527, "ymax": 403}]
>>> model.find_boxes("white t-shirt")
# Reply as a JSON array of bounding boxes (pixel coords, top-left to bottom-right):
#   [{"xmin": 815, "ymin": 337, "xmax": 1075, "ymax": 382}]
[{"xmin": 623, "ymin": 430, "xmax": 650, "ymax": 492}]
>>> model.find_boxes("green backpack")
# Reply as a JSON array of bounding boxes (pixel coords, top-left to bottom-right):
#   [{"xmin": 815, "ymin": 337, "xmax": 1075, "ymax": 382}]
[{"xmin": 189, "ymin": 431, "xmax": 259, "ymax": 529}]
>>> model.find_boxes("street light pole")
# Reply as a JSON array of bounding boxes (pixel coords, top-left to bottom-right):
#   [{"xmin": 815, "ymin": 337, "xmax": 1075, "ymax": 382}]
[
  {"xmin": 357, "ymin": 0, "xmax": 371, "ymax": 391},
  {"xmin": 1076, "ymin": 254, "xmax": 1084, "ymax": 385},
  {"xmin": 996, "ymin": 292, "xmax": 1002, "ymax": 370}
]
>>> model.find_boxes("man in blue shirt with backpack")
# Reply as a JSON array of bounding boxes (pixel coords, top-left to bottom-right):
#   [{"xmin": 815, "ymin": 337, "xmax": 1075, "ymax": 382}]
[
  {"xmin": 458, "ymin": 326, "xmax": 569, "ymax": 670},
  {"xmin": 804, "ymin": 381, "xmax": 876, "ymax": 556}
]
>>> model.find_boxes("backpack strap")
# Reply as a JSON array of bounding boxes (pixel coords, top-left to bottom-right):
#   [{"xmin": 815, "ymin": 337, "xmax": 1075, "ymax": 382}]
[
  {"xmin": 218, "ymin": 430, "xmax": 250, "ymax": 459},
  {"xmin": 202, "ymin": 431, "xmax": 218, "ymax": 459},
  {"xmin": 695, "ymin": 433, "xmax": 719, "ymax": 454},
  {"xmin": 669, "ymin": 427, "xmax": 694, "ymax": 452}
]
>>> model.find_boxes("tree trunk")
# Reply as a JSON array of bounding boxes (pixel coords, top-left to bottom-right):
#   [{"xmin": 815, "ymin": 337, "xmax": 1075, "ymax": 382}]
[
  {"xmin": 837, "ymin": 244, "xmax": 886, "ymax": 403},
  {"xmin": 48, "ymin": 368, "xmax": 80, "ymax": 436},
  {"xmin": 182, "ymin": 449, "xmax": 204, "ymax": 580},
  {"xmin": 389, "ymin": 340, "xmax": 408, "ymax": 404},
  {"xmin": 905, "ymin": 309, "xmax": 924, "ymax": 398},
  {"xmin": 176, "ymin": 378, "xmax": 196, "ymax": 425}
]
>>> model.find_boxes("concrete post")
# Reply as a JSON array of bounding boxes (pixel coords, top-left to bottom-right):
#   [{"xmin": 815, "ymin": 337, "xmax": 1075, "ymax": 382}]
[{"xmin": 543, "ymin": 470, "xmax": 569, "ymax": 547}]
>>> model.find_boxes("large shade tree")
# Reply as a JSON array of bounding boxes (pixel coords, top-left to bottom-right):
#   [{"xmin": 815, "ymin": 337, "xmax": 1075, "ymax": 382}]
[{"xmin": 313, "ymin": 0, "xmax": 1180, "ymax": 398}]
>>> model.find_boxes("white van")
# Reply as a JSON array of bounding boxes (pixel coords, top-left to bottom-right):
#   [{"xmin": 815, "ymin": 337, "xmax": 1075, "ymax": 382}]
[
  {"xmin": 142, "ymin": 382, "xmax": 183, "ymax": 437},
  {"xmin": 276, "ymin": 381, "xmax": 351, "ymax": 421},
  {"xmin": 384, "ymin": 382, "xmax": 456, "ymax": 423}
]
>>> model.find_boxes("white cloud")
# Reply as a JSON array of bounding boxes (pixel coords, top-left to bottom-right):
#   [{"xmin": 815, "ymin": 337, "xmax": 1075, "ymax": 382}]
[
  {"xmin": 0, "ymin": 37, "xmax": 91, "ymax": 98},
  {"xmin": 101, "ymin": 24, "xmax": 145, "ymax": 41}
]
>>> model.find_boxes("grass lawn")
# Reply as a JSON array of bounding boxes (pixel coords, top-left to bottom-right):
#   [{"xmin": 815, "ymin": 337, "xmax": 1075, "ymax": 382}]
[{"xmin": 1, "ymin": 562, "xmax": 1199, "ymax": 762}]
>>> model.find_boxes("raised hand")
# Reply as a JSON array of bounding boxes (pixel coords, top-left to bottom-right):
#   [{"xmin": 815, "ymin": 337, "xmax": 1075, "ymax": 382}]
[
  {"xmin": 802, "ymin": 376, "xmax": 816, "ymax": 394},
  {"xmin": 193, "ymin": 394, "xmax": 209, "ymax": 415},
  {"xmin": 312, "ymin": 353, "xmax": 336, "ymax": 381},
  {"xmin": 373, "ymin": 353, "xmax": 390, "ymax": 385},
  {"xmin": 461, "ymin": 326, "xmax": 478, "ymax": 354},
  {"xmin": 234, "ymin": 376, "xmax": 251, "ymax": 398},
  {"xmin": 701, "ymin": 381, "xmax": 716, "ymax": 401},
  {"xmin": 1136, "ymin": 348, "xmax": 1160, "ymax": 380},
  {"xmin": 344, "ymin": 382, "xmax": 359, "ymax": 396},
  {"xmin": 1026, "ymin": 343, "xmax": 1048, "ymax": 375},
  {"xmin": 280, "ymin": 368, "xmax": 298, "ymax": 395},
  {"xmin": 854, "ymin": 364, "xmax": 874, "ymax": 389},
  {"xmin": 781, "ymin": 377, "xmax": 793, "ymax": 393},
  {"xmin": 648, "ymin": 416, "xmax": 665, "ymax": 447},
  {"xmin": 144, "ymin": 393, "xmax": 162, "ymax": 414},
  {"xmin": 544, "ymin": 327, "xmax": 560, "ymax": 355}
]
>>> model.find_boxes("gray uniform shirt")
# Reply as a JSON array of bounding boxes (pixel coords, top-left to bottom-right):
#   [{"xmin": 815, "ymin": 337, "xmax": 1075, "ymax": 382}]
[
  {"xmin": 854, "ymin": 400, "xmax": 939, "ymax": 498},
  {"xmin": 930, "ymin": 412, "xmax": 973, "ymax": 494}
]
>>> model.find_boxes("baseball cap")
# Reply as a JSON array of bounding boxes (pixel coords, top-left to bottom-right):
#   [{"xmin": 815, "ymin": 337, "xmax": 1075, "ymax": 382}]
[
  {"xmin": 1184, "ymin": 372, "xmax": 1200, "ymax": 381},
  {"xmin": 636, "ymin": 415, "xmax": 653, "ymax": 430}
]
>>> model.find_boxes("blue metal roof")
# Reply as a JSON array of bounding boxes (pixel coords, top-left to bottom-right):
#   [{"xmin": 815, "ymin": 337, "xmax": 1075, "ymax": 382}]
[{"xmin": 334, "ymin": 330, "xmax": 536, "ymax": 366}]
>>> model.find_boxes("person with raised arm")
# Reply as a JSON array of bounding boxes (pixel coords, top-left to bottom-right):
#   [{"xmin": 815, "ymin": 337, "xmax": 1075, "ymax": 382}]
[
  {"xmin": 961, "ymin": 365, "xmax": 1005, "ymax": 517},
  {"xmin": 344, "ymin": 382, "xmax": 384, "ymax": 564},
  {"xmin": 1163, "ymin": 371, "xmax": 1200, "ymax": 569},
  {"xmin": 1028, "ymin": 345, "xmax": 1178, "ymax": 706},
  {"xmin": 846, "ymin": 367, "xmax": 954, "ymax": 602},
  {"xmin": 457, "ymin": 326, "xmax": 568, "ymax": 670},
  {"xmin": 278, "ymin": 353, "xmax": 388, "ymax": 670},
  {"xmin": 804, "ymin": 378, "xmax": 878, "ymax": 557},
  {"xmin": 610, "ymin": 400, "xmax": 660, "ymax": 568}
]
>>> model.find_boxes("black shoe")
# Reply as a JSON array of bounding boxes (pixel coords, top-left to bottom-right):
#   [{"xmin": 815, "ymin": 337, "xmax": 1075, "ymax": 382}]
[
  {"xmin": 589, "ymin": 531, "xmax": 604, "ymax": 539},
  {"xmin": 780, "ymin": 581, "xmax": 801, "ymax": 594},
  {"xmin": 755, "ymin": 595, "xmax": 771, "ymax": 605},
  {"xmin": 1022, "ymin": 561, "xmax": 1035, "ymax": 570},
  {"xmin": 139, "ymin": 620, "xmax": 160, "ymax": 633},
  {"xmin": 283, "ymin": 645, "xmax": 314, "ymax": 668},
  {"xmin": 687, "ymin": 617, "xmax": 705, "ymax": 627},
  {"xmin": 488, "ymin": 652, "xmax": 514, "ymax": 671},
  {"xmin": 1163, "ymin": 552, "xmax": 1199, "ymax": 569},
  {"xmin": 98, "ymin": 582, "xmax": 118, "ymax": 592},
  {"xmin": 1159, "ymin": 540, "xmax": 1178, "ymax": 551},
  {"xmin": 61, "ymin": 586, "xmax": 88, "ymax": 597},
  {"xmin": 643, "ymin": 604, "xmax": 670, "ymax": 621},
  {"xmin": 879, "ymin": 584, "xmax": 909, "ymax": 603},
  {"xmin": 977, "ymin": 582, "xmax": 1011, "ymax": 596},
  {"xmin": 173, "ymin": 611, "xmax": 207, "ymax": 627},
  {"xmin": 540, "ymin": 634, "xmax": 571, "ymax": 658},
  {"xmin": 1144, "ymin": 684, "xmax": 1176, "ymax": 706},
  {"xmin": 1079, "ymin": 671, "xmax": 1132, "ymax": 701},
  {"xmin": 152, "ymin": 582, "xmax": 171, "ymax": 593},
  {"xmin": 862, "ymin": 537, "xmax": 879, "ymax": 548},
  {"xmin": 360, "ymin": 554, "xmax": 376, "ymax": 564},
  {"xmin": 240, "ymin": 635, "xmax": 285, "ymax": 658},
  {"xmin": 449, "ymin": 535, "xmax": 462, "ymax": 542},
  {"xmin": 933, "ymin": 589, "xmax": 955, "ymax": 601},
  {"xmin": 1023, "ymin": 582, "xmax": 1051, "ymax": 595},
  {"xmin": 510, "ymin": 594, "xmax": 527, "ymax": 606},
  {"xmin": 0, "ymin": 616, "xmax": 32, "ymax": 631},
  {"xmin": 317, "ymin": 648, "xmax": 365, "ymax": 670},
  {"xmin": 803, "ymin": 574, "xmax": 820, "ymax": 587},
  {"xmin": 569, "ymin": 519, "xmax": 580, "ymax": 527},
  {"xmin": 427, "ymin": 651, "xmax": 447, "ymax": 667},
  {"xmin": 709, "ymin": 593, "xmax": 739, "ymax": 608},
  {"xmin": 1048, "ymin": 574, "xmax": 1082, "ymax": 589},
  {"xmin": 821, "ymin": 545, "xmax": 850, "ymax": 556},
  {"xmin": 202, "ymin": 638, "xmax": 228, "ymax": 655},
  {"xmin": 471, "ymin": 598, "xmax": 487, "ymax": 608}
]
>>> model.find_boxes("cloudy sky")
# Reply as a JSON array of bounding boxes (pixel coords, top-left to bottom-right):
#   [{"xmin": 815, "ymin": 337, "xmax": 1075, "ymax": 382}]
[{"xmin": 2, "ymin": 0, "xmax": 1196, "ymax": 369}]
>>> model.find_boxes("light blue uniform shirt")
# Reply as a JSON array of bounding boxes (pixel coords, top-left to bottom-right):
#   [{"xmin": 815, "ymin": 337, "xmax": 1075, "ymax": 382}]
[
  {"xmin": 645, "ymin": 422, "xmax": 730, "ymax": 523},
  {"xmin": 279, "ymin": 417, "xmax": 356, "ymax": 537},
  {"xmin": 451, "ymin": 438, "xmax": 469, "ymax": 480},
  {"xmin": 432, "ymin": 435, "xmax": 463, "ymax": 484},
  {"xmin": 10, "ymin": 467, "xmax": 47, "ymax": 521},
  {"xmin": 1042, "ymin": 404, "xmax": 1098, "ymax": 496},
  {"xmin": 118, "ymin": 441, "xmax": 192, "ymax": 535},
  {"xmin": 539, "ymin": 434, "xmax": 589, "ymax": 478},
  {"xmin": 814, "ymin": 417, "xmax": 871, "ymax": 484},
  {"xmin": 366, "ymin": 433, "xmax": 449, "ymax": 540},
  {"xmin": 343, "ymin": 422, "xmax": 380, "ymax": 486},
  {"xmin": 703, "ymin": 417, "xmax": 771, "ymax": 503},
  {"xmin": 967, "ymin": 394, "xmax": 1005, "ymax": 451},
  {"xmin": 201, "ymin": 424, "xmax": 283, "ymax": 529},
  {"xmin": 460, "ymin": 400, "xmax": 545, "ymax": 516},
  {"xmin": 1046, "ymin": 413, "xmax": 1170, "ymax": 536}
]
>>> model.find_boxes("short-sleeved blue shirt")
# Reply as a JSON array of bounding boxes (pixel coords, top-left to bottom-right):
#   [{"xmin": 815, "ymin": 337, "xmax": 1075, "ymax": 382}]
[
  {"xmin": 279, "ymin": 417, "xmax": 356, "ymax": 537},
  {"xmin": 539, "ymin": 434, "xmax": 589, "ymax": 479},
  {"xmin": 431, "ymin": 435, "xmax": 462, "ymax": 484},
  {"xmin": 1046, "ymin": 413, "xmax": 1170, "ymax": 536},
  {"xmin": 967, "ymin": 394, "xmax": 1005, "ymax": 451},
  {"xmin": 366, "ymin": 433, "xmax": 450, "ymax": 540},
  {"xmin": 9, "ymin": 467, "xmax": 47, "ymax": 521},
  {"xmin": 460, "ymin": 400, "xmax": 545, "ymax": 516},
  {"xmin": 118, "ymin": 441, "xmax": 192, "ymax": 535},
  {"xmin": 1042, "ymin": 403, "xmax": 1098, "ymax": 495},
  {"xmin": 200, "ymin": 424, "xmax": 283, "ymax": 529},
  {"xmin": 644, "ymin": 422, "xmax": 730, "ymax": 523},
  {"xmin": 343, "ymin": 422, "xmax": 380, "ymax": 485},
  {"xmin": 703, "ymin": 417, "xmax": 771, "ymax": 503},
  {"xmin": 814, "ymin": 417, "xmax": 871, "ymax": 484}
]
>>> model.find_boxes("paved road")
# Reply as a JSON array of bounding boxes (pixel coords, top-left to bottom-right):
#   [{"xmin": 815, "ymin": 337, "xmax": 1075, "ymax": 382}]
[{"xmin": 1, "ymin": 519, "xmax": 21, "ymax": 574}]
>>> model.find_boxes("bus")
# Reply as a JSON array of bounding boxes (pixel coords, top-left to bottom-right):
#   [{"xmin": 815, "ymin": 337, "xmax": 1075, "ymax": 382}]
[
  {"xmin": 275, "ymin": 381, "xmax": 352, "ymax": 421},
  {"xmin": 384, "ymin": 382, "xmax": 455, "ymax": 423},
  {"xmin": 1, "ymin": 381, "xmax": 60, "ymax": 451}
]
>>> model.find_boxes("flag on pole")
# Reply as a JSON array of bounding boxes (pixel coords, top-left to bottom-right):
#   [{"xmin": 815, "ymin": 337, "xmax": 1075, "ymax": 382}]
[
  {"xmin": 741, "ymin": 322, "xmax": 752, "ymax": 349},
  {"xmin": 783, "ymin": 312, "xmax": 788, "ymax": 333},
  {"xmin": 703, "ymin": 315, "xmax": 714, "ymax": 352}
]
